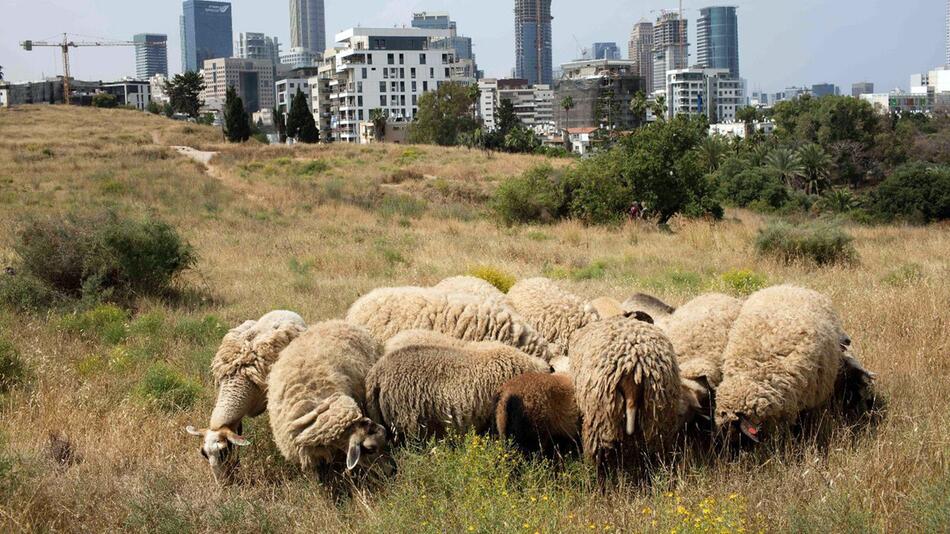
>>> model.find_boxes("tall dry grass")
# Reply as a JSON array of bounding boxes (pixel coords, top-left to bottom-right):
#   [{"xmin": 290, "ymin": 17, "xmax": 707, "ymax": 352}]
[{"xmin": 0, "ymin": 105, "xmax": 947, "ymax": 533}]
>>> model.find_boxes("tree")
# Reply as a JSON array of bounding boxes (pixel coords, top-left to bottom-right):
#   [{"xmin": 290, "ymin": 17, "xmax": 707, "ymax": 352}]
[
  {"xmin": 162, "ymin": 102, "xmax": 174, "ymax": 118},
  {"xmin": 629, "ymin": 91, "xmax": 647, "ymax": 126},
  {"xmin": 223, "ymin": 86, "xmax": 250, "ymax": 143},
  {"xmin": 91, "ymin": 93, "xmax": 118, "ymax": 108},
  {"xmin": 736, "ymin": 106, "xmax": 761, "ymax": 138},
  {"xmin": 285, "ymin": 89, "xmax": 318, "ymax": 143},
  {"xmin": 798, "ymin": 143, "xmax": 833, "ymax": 195},
  {"xmin": 650, "ymin": 94, "xmax": 667, "ymax": 122},
  {"xmin": 467, "ymin": 84, "xmax": 482, "ymax": 122},
  {"xmin": 495, "ymin": 98, "xmax": 521, "ymax": 137},
  {"xmin": 274, "ymin": 106, "xmax": 287, "ymax": 143},
  {"xmin": 561, "ymin": 95, "xmax": 575, "ymax": 129},
  {"xmin": 696, "ymin": 136, "xmax": 728, "ymax": 172},
  {"xmin": 147, "ymin": 100, "xmax": 161, "ymax": 114},
  {"xmin": 504, "ymin": 126, "xmax": 540, "ymax": 154},
  {"xmin": 766, "ymin": 147, "xmax": 805, "ymax": 188},
  {"xmin": 165, "ymin": 72, "xmax": 204, "ymax": 118},
  {"xmin": 369, "ymin": 108, "xmax": 388, "ymax": 141},
  {"xmin": 409, "ymin": 82, "xmax": 478, "ymax": 146}
]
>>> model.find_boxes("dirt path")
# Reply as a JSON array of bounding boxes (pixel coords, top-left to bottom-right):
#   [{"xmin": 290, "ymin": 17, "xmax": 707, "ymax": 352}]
[
  {"xmin": 171, "ymin": 145, "xmax": 217, "ymax": 166},
  {"xmin": 168, "ymin": 144, "xmax": 265, "ymax": 203}
]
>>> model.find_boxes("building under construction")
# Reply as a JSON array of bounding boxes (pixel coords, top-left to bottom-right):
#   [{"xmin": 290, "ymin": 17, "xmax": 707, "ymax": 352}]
[
  {"xmin": 554, "ymin": 59, "xmax": 647, "ymax": 131},
  {"xmin": 514, "ymin": 0, "xmax": 553, "ymax": 86},
  {"xmin": 653, "ymin": 12, "xmax": 688, "ymax": 93}
]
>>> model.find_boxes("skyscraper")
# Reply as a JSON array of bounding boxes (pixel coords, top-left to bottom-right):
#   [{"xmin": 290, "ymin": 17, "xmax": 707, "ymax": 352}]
[
  {"xmin": 946, "ymin": 0, "xmax": 950, "ymax": 65},
  {"xmin": 515, "ymin": 0, "xmax": 553, "ymax": 85},
  {"xmin": 412, "ymin": 12, "xmax": 480, "ymax": 79},
  {"xmin": 697, "ymin": 6, "xmax": 739, "ymax": 78},
  {"xmin": 290, "ymin": 0, "xmax": 326, "ymax": 55},
  {"xmin": 628, "ymin": 21, "xmax": 654, "ymax": 92},
  {"xmin": 133, "ymin": 34, "xmax": 168, "ymax": 79},
  {"xmin": 592, "ymin": 42, "xmax": 622, "ymax": 60},
  {"xmin": 653, "ymin": 12, "xmax": 688, "ymax": 92},
  {"xmin": 181, "ymin": 1, "xmax": 233, "ymax": 73},
  {"xmin": 238, "ymin": 33, "xmax": 281, "ymax": 64}
]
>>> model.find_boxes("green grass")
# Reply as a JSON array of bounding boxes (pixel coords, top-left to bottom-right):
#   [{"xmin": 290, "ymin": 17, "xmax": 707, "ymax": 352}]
[
  {"xmin": 0, "ymin": 340, "xmax": 27, "ymax": 394},
  {"xmin": 59, "ymin": 304, "xmax": 129, "ymax": 345},
  {"xmin": 136, "ymin": 363, "xmax": 202, "ymax": 412}
]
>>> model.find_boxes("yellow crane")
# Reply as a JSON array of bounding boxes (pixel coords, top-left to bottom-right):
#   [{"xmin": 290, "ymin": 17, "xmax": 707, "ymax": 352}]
[{"xmin": 20, "ymin": 33, "xmax": 166, "ymax": 105}]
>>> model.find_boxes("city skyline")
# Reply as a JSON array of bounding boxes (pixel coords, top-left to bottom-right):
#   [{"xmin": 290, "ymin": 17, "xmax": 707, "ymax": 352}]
[{"xmin": 0, "ymin": 0, "xmax": 944, "ymax": 92}]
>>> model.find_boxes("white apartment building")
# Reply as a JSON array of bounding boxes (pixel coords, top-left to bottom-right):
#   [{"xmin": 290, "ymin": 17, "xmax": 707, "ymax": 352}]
[
  {"xmin": 276, "ymin": 78, "xmax": 311, "ymax": 114},
  {"xmin": 202, "ymin": 57, "xmax": 276, "ymax": 114},
  {"xmin": 478, "ymin": 78, "xmax": 554, "ymax": 131},
  {"xmin": 315, "ymin": 27, "xmax": 464, "ymax": 143},
  {"xmin": 149, "ymin": 74, "xmax": 170, "ymax": 105},
  {"xmin": 666, "ymin": 68, "xmax": 744, "ymax": 123},
  {"xmin": 100, "ymin": 79, "xmax": 152, "ymax": 111}
]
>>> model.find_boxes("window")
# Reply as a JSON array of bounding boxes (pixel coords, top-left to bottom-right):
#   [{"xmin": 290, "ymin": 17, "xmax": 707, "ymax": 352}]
[
  {"xmin": 400, "ymin": 82, "xmax": 405, "ymax": 92},
  {"xmin": 379, "ymin": 81, "xmax": 386, "ymax": 93},
  {"xmin": 358, "ymin": 96, "xmax": 363, "ymax": 106},
  {"xmin": 383, "ymin": 69, "xmax": 389, "ymax": 79},
  {"xmin": 357, "ymin": 82, "xmax": 363, "ymax": 93},
  {"xmin": 411, "ymin": 94, "xmax": 417, "ymax": 105},
  {"xmin": 419, "ymin": 54, "xmax": 427, "ymax": 65},
  {"xmin": 380, "ymin": 95, "xmax": 387, "ymax": 106},
  {"xmin": 387, "ymin": 53, "xmax": 395, "ymax": 65},
  {"xmin": 358, "ymin": 109, "xmax": 364, "ymax": 121},
  {"xmin": 361, "ymin": 68, "xmax": 367, "ymax": 78},
  {"xmin": 442, "ymin": 53, "xmax": 449, "ymax": 64},
  {"xmin": 422, "ymin": 81, "xmax": 428, "ymax": 92},
  {"xmin": 399, "ymin": 53, "xmax": 404, "ymax": 65},
  {"xmin": 367, "ymin": 54, "xmax": 373, "ymax": 65},
  {"xmin": 411, "ymin": 81, "xmax": 417, "ymax": 92},
  {"xmin": 400, "ymin": 68, "xmax": 405, "ymax": 78},
  {"xmin": 445, "ymin": 68, "xmax": 450, "ymax": 78},
  {"xmin": 430, "ymin": 68, "xmax": 435, "ymax": 78},
  {"xmin": 411, "ymin": 67, "xmax": 416, "ymax": 79},
  {"xmin": 400, "ymin": 95, "xmax": 406, "ymax": 106}
]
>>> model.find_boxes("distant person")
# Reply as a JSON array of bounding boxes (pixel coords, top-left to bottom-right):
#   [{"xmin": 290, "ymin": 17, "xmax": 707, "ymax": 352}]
[{"xmin": 629, "ymin": 201, "xmax": 643, "ymax": 220}]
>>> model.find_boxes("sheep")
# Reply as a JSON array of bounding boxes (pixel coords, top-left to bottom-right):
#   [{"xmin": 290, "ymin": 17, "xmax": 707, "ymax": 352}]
[
  {"xmin": 267, "ymin": 321, "xmax": 387, "ymax": 474},
  {"xmin": 186, "ymin": 310, "xmax": 306, "ymax": 484},
  {"xmin": 505, "ymin": 277, "xmax": 601, "ymax": 358},
  {"xmin": 432, "ymin": 275, "xmax": 505, "ymax": 300},
  {"xmin": 657, "ymin": 293, "xmax": 743, "ymax": 389},
  {"xmin": 588, "ymin": 296, "xmax": 625, "ymax": 319},
  {"xmin": 714, "ymin": 285, "xmax": 875, "ymax": 443},
  {"xmin": 496, "ymin": 372, "xmax": 580, "ymax": 456},
  {"xmin": 569, "ymin": 316, "xmax": 699, "ymax": 476},
  {"xmin": 622, "ymin": 292, "xmax": 676, "ymax": 319},
  {"xmin": 382, "ymin": 328, "xmax": 468, "ymax": 355},
  {"xmin": 346, "ymin": 286, "xmax": 551, "ymax": 361},
  {"xmin": 365, "ymin": 332, "xmax": 552, "ymax": 440}
]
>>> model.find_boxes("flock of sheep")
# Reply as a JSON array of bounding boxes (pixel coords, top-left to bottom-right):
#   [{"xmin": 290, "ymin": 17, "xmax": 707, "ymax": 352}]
[{"xmin": 185, "ymin": 276, "xmax": 879, "ymax": 484}]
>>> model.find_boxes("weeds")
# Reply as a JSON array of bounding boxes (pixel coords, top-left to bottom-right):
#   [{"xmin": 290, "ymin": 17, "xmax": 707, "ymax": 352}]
[
  {"xmin": 467, "ymin": 266, "xmax": 516, "ymax": 293},
  {"xmin": 0, "ymin": 340, "xmax": 27, "ymax": 394},
  {"xmin": 719, "ymin": 268, "xmax": 768, "ymax": 296},
  {"xmin": 136, "ymin": 363, "xmax": 201, "ymax": 412},
  {"xmin": 756, "ymin": 221, "xmax": 857, "ymax": 266}
]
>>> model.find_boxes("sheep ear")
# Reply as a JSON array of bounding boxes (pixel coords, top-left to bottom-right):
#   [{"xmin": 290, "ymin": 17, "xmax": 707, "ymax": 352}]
[
  {"xmin": 185, "ymin": 426, "xmax": 205, "ymax": 437},
  {"xmin": 624, "ymin": 310, "xmax": 654, "ymax": 324},
  {"xmin": 346, "ymin": 443, "xmax": 361, "ymax": 471},
  {"xmin": 225, "ymin": 431, "xmax": 250, "ymax": 447}
]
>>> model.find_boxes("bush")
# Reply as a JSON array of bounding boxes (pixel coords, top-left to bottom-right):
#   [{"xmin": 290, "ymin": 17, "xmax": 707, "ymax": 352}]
[
  {"xmin": 755, "ymin": 221, "xmax": 857, "ymax": 265},
  {"xmin": 0, "ymin": 272, "xmax": 61, "ymax": 312},
  {"xmin": 137, "ymin": 363, "xmax": 201, "ymax": 412},
  {"xmin": 59, "ymin": 304, "xmax": 129, "ymax": 345},
  {"xmin": 12, "ymin": 212, "xmax": 195, "ymax": 305},
  {"xmin": 0, "ymin": 340, "xmax": 27, "ymax": 394},
  {"xmin": 719, "ymin": 269, "xmax": 768, "ymax": 296},
  {"xmin": 91, "ymin": 93, "xmax": 118, "ymax": 108},
  {"xmin": 868, "ymin": 162, "xmax": 950, "ymax": 223},
  {"xmin": 715, "ymin": 159, "xmax": 789, "ymax": 210},
  {"xmin": 467, "ymin": 266, "xmax": 516, "ymax": 293},
  {"xmin": 492, "ymin": 165, "xmax": 565, "ymax": 225}
]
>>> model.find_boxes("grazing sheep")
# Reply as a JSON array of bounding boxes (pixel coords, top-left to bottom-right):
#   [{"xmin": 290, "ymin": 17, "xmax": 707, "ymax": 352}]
[
  {"xmin": 588, "ymin": 297, "xmax": 625, "ymax": 319},
  {"xmin": 505, "ymin": 277, "xmax": 601, "ymax": 357},
  {"xmin": 346, "ymin": 286, "xmax": 551, "ymax": 361},
  {"xmin": 496, "ymin": 372, "xmax": 580, "ymax": 456},
  {"xmin": 267, "ymin": 321, "xmax": 387, "ymax": 474},
  {"xmin": 622, "ymin": 293, "xmax": 676, "ymax": 319},
  {"xmin": 432, "ymin": 275, "xmax": 505, "ymax": 300},
  {"xmin": 366, "ymin": 332, "xmax": 552, "ymax": 440},
  {"xmin": 569, "ymin": 316, "xmax": 698, "ymax": 475},
  {"xmin": 714, "ymin": 285, "xmax": 875, "ymax": 442},
  {"xmin": 382, "ymin": 328, "xmax": 468, "ymax": 355},
  {"xmin": 657, "ymin": 293, "xmax": 743, "ymax": 389},
  {"xmin": 186, "ymin": 310, "xmax": 306, "ymax": 484}
]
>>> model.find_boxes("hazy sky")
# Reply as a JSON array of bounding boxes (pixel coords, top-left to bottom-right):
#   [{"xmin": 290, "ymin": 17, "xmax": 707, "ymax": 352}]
[{"xmin": 0, "ymin": 0, "xmax": 944, "ymax": 93}]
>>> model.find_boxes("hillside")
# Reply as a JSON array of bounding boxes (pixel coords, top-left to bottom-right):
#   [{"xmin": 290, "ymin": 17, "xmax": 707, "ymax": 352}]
[{"xmin": 0, "ymin": 105, "xmax": 948, "ymax": 532}]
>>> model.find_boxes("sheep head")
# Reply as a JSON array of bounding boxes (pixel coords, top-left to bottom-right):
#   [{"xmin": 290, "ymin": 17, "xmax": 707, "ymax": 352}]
[
  {"xmin": 185, "ymin": 425, "xmax": 249, "ymax": 484},
  {"xmin": 345, "ymin": 418, "xmax": 387, "ymax": 471}
]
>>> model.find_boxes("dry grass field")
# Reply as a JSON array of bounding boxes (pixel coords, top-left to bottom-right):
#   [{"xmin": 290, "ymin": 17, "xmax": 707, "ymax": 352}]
[{"xmin": 0, "ymin": 105, "xmax": 948, "ymax": 533}]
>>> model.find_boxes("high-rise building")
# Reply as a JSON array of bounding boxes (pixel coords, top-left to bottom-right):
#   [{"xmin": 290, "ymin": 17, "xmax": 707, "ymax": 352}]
[
  {"xmin": 592, "ymin": 42, "xmax": 621, "ymax": 60},
  {"xmin": 946, "ymin": 0, "xmax": 950, "ymax": 66},
  {"xmin": 478, "ymin": 78, "xmax": 554, "ymax": 130},
  {"xmin": 851, "ymin": 82, "xmax": 874, "ymax": 98},
  {"xmin": 811, "ymin": 83, "xmax": 840, "ymax": 98},
  {"xmin": 554, "ymin": 59, "xmax": 647, "ymax": 130},
  {"xmin": 653, "ymin": 12, "xmax": 688, "ymax": 94},
  {"xmin": 133, "ymin": 34, "xmax": 168, "ymax": 79},
  {"xmin": 238, "ymin": 33, "xmax": 281, "ymax": 64},
  {"xmin": 290, "ymin": 0, "xmax": 326, "ymax": 55},
  {"xmin": 181, "ymin": 1, "xmax": 233, "ymax": 73},
  {"xmin": 515, "ymin": 0, "xmax": 554, "ymax": 85},
  {"xmin": 202, "ymin": 57, "xmax": 275, "ymax": 114},
  {"xmin": 411, "ymin": 11, "xmax": 456, "ymax": 31},
  {"xmin": 696, "ymin": 6, "xmax": 739, "ymax": 78},
  {"xmin": 666, "ymin": 67, "xmax": 744, "ymax": 123},
  {"xmin": 412, "ymin": 11, "xmax": 479, "ymax": 78},
  {"xmin": 629, "ymin": 21, "xmax": 654, "ymax": 93}
]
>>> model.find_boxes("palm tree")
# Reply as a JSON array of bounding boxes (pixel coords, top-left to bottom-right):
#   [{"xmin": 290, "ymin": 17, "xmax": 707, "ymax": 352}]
[
  {"xmin": 735, "ymin": 106, "xmax": 760, "ymax": 139},
  {"xmin": 817, "ymin": 188, "xmax": 857, "ymax": 213},
  {"xmin": 798, "ymin": 143, "xmax": 833, "ymax": 195},
  {"xmin": 651, "ymin": 94, "xmax": 667, "ymax": 121},
  {"xmin": 560, "ymin": 96, "xmax": 575, "ymax": 129},
  {"xmin": 369, "ymin": 108, "xmax": 387, "ymax": 142},
  {"xmin": 629, "ymin": 91, "xmax": 647, "ymax": 126},
  {"xmin": 697, "ymin": 136, "xmax": 728, "ymax": 172},
  {"xmin": 467, "ymin": 84, "xmax": 481, "ymax": 122},
  {"xmin": 766, "ymin": 147, "xmax": 805, "ymax": 188}
]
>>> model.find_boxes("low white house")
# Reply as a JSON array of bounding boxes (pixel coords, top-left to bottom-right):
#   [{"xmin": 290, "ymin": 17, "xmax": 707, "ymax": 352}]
[
  {"xmin": 565, "ymin": 127, "xmax": 597, "ymax": 155},
  {"xmin": 709, "ymin": 120, "xmax": 775, "ymax": 138}
]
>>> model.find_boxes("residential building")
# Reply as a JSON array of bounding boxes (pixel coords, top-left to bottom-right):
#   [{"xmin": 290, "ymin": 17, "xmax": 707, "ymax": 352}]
[
  {"xmin": 316, "ymin": 27, "xmax": 466, "ymax": 143},
  {"xmin": 628, "ymin": 21, "xmax": 654, "ymax": 93},
  {"xmin": 411, "ymin": 11, "xmax": 456, "ymax": 31},
  {"xmin": 592, "ymin": 42, "xmax": 621, "ymax": 60},
  {"xmin": 696, "ymin": 6, "xmax": 739, "ymax": 78},
  {"xmin": 666, "ymin": 67, "xmax": 744, "ymax": 123},
  {"xmin": 150, "ymin": 74, "xmax": 170, "ymax": 104},
  {"xmin": 290, "ymin": 0, "xmax": 325, "ymax": 56},
  {"xmin": 710, "ymin": 120, "xmax": 774, "ymax": 138},
  {"xmin": 565, "ymin": 127, "xmax": 597, "ymax": 155},
  {"xmin": 477, "ymin": 78, "xmax": 553, "ymax": 131},
  {"xmin": 181, "ymin": 1, "xmax": 233, "ymax": 73},
  {"xmin": 201, "ymin": 57, "xmax": 275, "ymax": 114},
  {"xmin": 100, "ymin": 79, "xmax": 152, "ymax": 110},
  {"xmin": 554, "ymin": 58, "xmax": 647, "ymax": 130},
  {"xmin": 653, "ymin": 12, "xmax": 688, "ymax": 94},
  {"xmin": 911, "ymin": 67, "xmax": 950, "ymax": 94},
  {"xmin": 515, "ymin": 0, "xmax": 554, "ymax": 85},
  {"xmin": 133, "ymin": 34, "xmax": 168, "ymax": 79},
  {"xmin": 412, "ymin": 11, "xmax": 479, "ymax": 77},
  {"xmin": 238, "ymin": 32, "xmax": 281, "ymax": 64},
  {"xmin": 861, "ymin": 92, "xmax": 933, "ymax": 115},
  {"xmin": 811, "ymin": 83, "xmax": 839, "ymax": 97},
  {"xmin": 281, "ymin": 47, "xmax": 321, "ymax": 69},
  {"xmin": 851, "ymin": 82, "xmax": 874, "ymax": 98},
  {"xmin": 276, "ymin": 78, "xmax": 311, "ymax": 114},
  {"xmin": 947, "ymin": 0, "xmax": 950, "ymax": 66}
]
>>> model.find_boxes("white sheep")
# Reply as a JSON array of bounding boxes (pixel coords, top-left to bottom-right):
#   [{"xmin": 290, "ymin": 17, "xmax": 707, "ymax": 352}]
[
  {"xmin": 346, "ymin": 286, "xmax": 551, "ymax": 361},
  {"xmin": 432, "ymin": 275, "xmax": 505, "ymax": 300},
  {"xmin": 505, "ymin": 277, "xmax": 601, "ymax": 358},
  {"xmin": 267, "ymin": 321, "xmax": 387, "ymax": 474},
  {"xmin": 186, "ymin": 310, "xmax": 306, "ymax": 484},
  {"xmin": 657, "ymin": 293, "xmax": 743, "ymax": 389}
]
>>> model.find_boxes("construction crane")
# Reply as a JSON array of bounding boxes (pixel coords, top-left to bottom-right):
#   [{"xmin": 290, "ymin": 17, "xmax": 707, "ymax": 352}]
[{"xmin": 20, "ymin": 33, "xmax": 165, "ymax": 105}]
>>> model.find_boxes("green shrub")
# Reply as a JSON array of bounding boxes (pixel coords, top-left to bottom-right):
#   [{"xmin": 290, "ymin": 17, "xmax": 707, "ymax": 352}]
[
  {"xmin": 0, "ymin": 340, "xmax": 27, "ymax": 394},
  {"xmin": 564, "ymin": 168, "xmax": 632, "ymax": 225},
  {"xmin": 378, "ymin": 194, "xmax": 427, "ymax": 219},
  {"xmin": 868, "ymin": 162, "xmax": 950, "ymax": 223},
  {"xmin": 91, "ymin": 93, "xmax": 118, "ymax": 108},
  {"xmin": 173, "ymin": 315, "xmax": 227, "ymax": 345},
  {"xmin": 570, "ymin": 260, "xmax": 608, "ymax": 281},
  {"xmin": 719, "ymin": 269, "xmax": 768, "ymax": 296},
  {"xmin": 0, "ymin": 272, "xmax": 60, "ymax": 312},
  {"xmin": 59, "ymin": 304, "xmax": 129, "ymax": 345},
  {"xmin": 467, "ymin": 266, "xmax": 516, "ymax": 293},
  {"xmin": 13, "ymin": 212, "xmax": 195, "ymax": 305},
  {"xmin": 492, "ymin": 165, "xmax": 566, "ymax": 225},
  {"xmin": 755, "ymin": 221, "xmax": 857, "ymax": 265},
  {"xmin": 881, "ymin": 263, "xmax": 924, "ymax": 287},
  {"xmin": 137, "ymin": 363, "xmax": 201, "ymax": 412},
  {"xmin": 297, "ymin": 159, "xmax": 329, "ymax": 175},
  {"xmin": 715, "ymin": 158, "xmax": 789, "ymax": 210}
]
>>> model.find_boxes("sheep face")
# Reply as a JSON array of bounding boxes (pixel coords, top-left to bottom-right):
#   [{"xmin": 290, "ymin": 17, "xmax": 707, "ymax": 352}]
[
  {"xmin": 186, "ymin": 425, "xmax": 249, "ymax": 484},
  {"xmin": 345, "ymin": 418, "xmax": 387, "ymax": 471}
]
